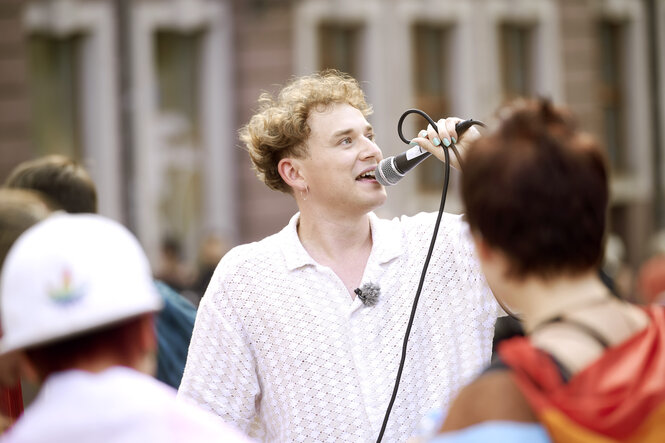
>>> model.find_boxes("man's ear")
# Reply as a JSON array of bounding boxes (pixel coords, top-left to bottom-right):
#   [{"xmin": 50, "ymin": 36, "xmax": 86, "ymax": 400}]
[
  {"xmin": 473, "ymin": 235, "xmax": 512, "ymax": 281},
  {"xmin": 135, "ymin": 314, "xmax": 158, "ymax": 376},
  {"xmin": 472, "ymin": 233, "xmax": 493, "ymax": 262},
  {"xmin": 278, "ymin": 158, "xmax": 306, "ymax": 191},
  {"xmin": 138, "ymin": 314, "xmax": 157, "ymax": 353}
]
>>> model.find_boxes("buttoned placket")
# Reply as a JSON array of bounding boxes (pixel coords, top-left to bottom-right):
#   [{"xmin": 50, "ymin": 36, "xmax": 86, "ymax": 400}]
[
  {"xmin": 282, "ymin": 212, "xmax": 406, "ymax": 437},
  {"xmin": 345, "ymin": 250, "xmax": 394, "ymax": 436}
]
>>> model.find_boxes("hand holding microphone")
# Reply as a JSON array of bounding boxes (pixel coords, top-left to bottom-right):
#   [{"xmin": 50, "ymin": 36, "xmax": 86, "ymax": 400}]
[
  {"xmin": 419, "ymin": 117, "xmax": 484, "ymax": 169},
  {"xmin": 375, "ymin": 114, "xmax": 486, "ymax": 186}
]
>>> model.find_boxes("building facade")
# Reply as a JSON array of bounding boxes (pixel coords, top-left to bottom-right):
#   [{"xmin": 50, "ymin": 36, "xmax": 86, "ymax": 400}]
[{"xmin": 1, "ymin": 0, "xmax": 663, "ymax": 296}]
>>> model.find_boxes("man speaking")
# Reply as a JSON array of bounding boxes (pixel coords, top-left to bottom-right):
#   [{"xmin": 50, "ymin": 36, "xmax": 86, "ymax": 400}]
[{"xmin": 178, "ymin": 70, "xmax": 500, "ymax": 442}]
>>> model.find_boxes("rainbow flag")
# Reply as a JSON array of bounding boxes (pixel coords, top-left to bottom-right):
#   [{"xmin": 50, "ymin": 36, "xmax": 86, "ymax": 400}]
[
  {"xmin": 499, "ymin": 306, "xmax": 665, "ymax": 442},
  {"xmin": 0, "ymin": 382, "xmax": 22, "ymax": 423}
]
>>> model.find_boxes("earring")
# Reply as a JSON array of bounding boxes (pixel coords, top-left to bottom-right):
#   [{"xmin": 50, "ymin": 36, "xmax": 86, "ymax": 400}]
[{"xmin": 300, "ymin": 185, "xmax": 309, "ymax": 201}]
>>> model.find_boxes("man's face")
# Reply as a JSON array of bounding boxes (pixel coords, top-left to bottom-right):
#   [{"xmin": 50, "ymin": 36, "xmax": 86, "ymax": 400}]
[{"xmin": 297, "ymin": 103, "xmax": 386, "ymax": 216}]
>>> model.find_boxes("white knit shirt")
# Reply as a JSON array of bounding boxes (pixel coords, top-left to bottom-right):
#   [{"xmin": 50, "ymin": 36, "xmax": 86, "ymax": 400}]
[
  {"xmin": 178, "ymin": 212, "xmax": 500, "ymax": 442},
  {"xmin": 4, "ymin": 367, "xmax": 250, "ymax": 443}
]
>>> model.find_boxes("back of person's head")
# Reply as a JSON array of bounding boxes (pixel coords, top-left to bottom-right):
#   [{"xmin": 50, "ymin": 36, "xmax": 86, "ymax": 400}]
[
  {"xmin": 0, "ymin": 189, "xmax": 54, "ymax": 271},
  {"xmin": 0, "ymin": 213, "xmax": 163, "ymax": 381},
  {"xmin": 4, "ymin": 155, "xmax": 97, "ymax": 213},
  {"xmin": 462, "ymin": 98, "xmax": 608, "ymax": 279},
  {"xmin": 239, "ymin": 69, "xmax": 372, "ymax": 193},
  {"xmin": 0, "ymin": 189, "xmax": 54, "ymax": 389}
]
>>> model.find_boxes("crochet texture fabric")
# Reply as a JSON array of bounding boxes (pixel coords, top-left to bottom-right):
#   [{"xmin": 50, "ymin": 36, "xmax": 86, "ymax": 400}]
[{"xmin": 178, "ymin": 212, "xmax": 500, "ymax": 442}]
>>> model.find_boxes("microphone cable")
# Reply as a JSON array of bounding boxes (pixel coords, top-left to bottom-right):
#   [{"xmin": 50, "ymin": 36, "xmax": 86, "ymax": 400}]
[{"xmin": 375, "ymin": 109, "xmax": 485, "ymax": 442}]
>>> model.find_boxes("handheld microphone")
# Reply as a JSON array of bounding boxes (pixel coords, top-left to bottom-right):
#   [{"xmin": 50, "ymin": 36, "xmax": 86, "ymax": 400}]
[{"xmin": 375, "ymin": 119, "xmax": 484, "ymax": 186}]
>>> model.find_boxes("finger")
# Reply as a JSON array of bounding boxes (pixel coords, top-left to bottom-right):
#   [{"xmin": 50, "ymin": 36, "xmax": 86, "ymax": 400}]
[
  {"xmin": 414, "ymin": 134, "xmax": 459, "ymax": 168},
  {"xmin": 435, "ymin": 119, "xmax": 453, "ymax": 148},
  {"xmin": 411, "ymin": 135, "xmax": 441, "ymax": 160},
  {"xmin": 437, "ymin": 117, "xmax": 463, "ymax": 146},
  {"xmin": 426, "ymin": 124, "xmax": 441, "ymax": 147},
  {"xmin": 445, "ymin": 118, "xmax": 461, "ymax": 145}
]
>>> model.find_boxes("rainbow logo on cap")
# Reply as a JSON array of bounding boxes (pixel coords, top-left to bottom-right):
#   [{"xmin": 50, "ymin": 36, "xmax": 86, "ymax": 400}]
[{"xmin": 48, "ymin": 269, "xmax": 85, "ymax": 305}]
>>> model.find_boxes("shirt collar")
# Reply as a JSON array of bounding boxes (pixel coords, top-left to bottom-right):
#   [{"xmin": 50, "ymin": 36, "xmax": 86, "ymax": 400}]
[
  {"xmin": 368, "ymin": 212, "xmax": 403, "ymax": 265},
  {"xmin": 282, "ymin": 213, "xmax": 316, "ymax": 271},
  {"xmin": 281, "ymin": 212, "xmax": 404, "ymax": 272}
]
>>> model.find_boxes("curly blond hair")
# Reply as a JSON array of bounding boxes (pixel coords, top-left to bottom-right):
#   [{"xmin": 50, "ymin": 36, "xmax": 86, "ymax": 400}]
[{"xmin": 239, "ymin": 70, "xmax": 372, "ymax": 193}]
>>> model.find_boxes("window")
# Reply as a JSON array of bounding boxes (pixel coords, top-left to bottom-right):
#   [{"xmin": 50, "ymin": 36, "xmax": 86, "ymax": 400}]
[
  {"xmin": 131, "ymin": 0, "xmax": 235, "ymax": 265},
  {"xmin": 27, "ymin": 34, "xmax": 83, "ymax": 160},
  {"xmin": 412, "ymin": 24, "xmax": 451, "ymax": 191},
  {"xmin": 599, "ymin": 20, "xmax": 628, "ymax": 173},
  {"xmin": 154, "ymin": 31, "xmax": 205, "ymax": 256},
  {"xmin": 155, "ymin": 31, "xmax": 203, "ymax": 148},
  {"xmin": 483, "ymin": 0, "xmax": 563, "ymax": 119},
  {"xmin": 499, "ymin": 23, "xmax": 534, "ymax": 101},
  {"xmin": 318, "ymin": 22, "xmax": 362, "ymax": 78},
  {"xmin": 24, "ymin": 0, "xmax": 121, "ymax": 219}
]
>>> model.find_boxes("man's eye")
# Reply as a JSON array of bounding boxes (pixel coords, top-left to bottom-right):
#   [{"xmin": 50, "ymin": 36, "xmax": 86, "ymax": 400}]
[
  {"xmin": 366, "ymin": 133, "xmax": 375, "ymax": 141},
  {"xmin": 341, "ymin": 137, "xmax": 352, "ymax": 145}
]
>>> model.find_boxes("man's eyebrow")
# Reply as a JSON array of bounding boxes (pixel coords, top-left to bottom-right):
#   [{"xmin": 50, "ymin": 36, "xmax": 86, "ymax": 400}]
[
  {"xmin": 330, "ymin": 125, "xmax": 373, "ymax": 139},
  {"xmin": 331, "ymin": 128, "xmax": 354, "ymax": 139}
]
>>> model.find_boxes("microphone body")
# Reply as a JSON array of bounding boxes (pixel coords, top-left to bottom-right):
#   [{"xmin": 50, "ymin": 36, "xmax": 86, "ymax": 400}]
[
  {"xmin": 375, "ymin": 118, "xmax": 482, "ymax": 186},
  {"xmin": 375, "ymin": 146, "xmax": 430, "ymax": 186}
]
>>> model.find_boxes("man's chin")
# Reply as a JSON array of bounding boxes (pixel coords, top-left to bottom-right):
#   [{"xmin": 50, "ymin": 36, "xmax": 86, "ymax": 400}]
[{"xmin": 364, "ymin": 193, "xmax": 387, "ymax": 212}]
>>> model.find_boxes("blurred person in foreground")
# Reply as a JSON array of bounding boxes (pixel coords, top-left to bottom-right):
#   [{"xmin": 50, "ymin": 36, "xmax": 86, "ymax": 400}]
[
  {"xmin": 0, "ymin": 189, "xmax": 54, "ymax": 431},
  {"xmin": 0, "ymin": 213, "xmax": 249, "ymax": 442},
  {"xmin": 4, "ymin": 155, "xmax": 196, "ymax": 389},
  {"xmin": 433, "ymin": 99, "xmax": 665, "ymax": 442},
  {"xmin": 178, "ymin": 70, "xmax": 501, "ymax": 441}
]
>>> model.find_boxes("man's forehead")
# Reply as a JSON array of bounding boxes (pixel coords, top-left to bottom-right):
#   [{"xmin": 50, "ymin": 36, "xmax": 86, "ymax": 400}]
[{"xmin": 307, "ymin": 103, "xmax": 371, "ymax": 137}]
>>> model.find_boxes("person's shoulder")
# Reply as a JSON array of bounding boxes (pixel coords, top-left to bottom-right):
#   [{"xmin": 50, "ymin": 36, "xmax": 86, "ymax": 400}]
[
  {"xmin": 154, "ymin": 280, "xmax": 196, "ymax": 314},
  {"xmin": 208, "ymin": 225, "xmax": 294, "ymax": 297},
  {"xmin": 441, "ymin": 369, "xmax": 537, "ymax": 432},
  {"xmin": 111, "ymin": 371, "xmax": 251, "ymax": 441},
  {"xmin": 380, "ymin": 211, "xmax": 470, "ymax": 252},
  {"xmin": 392, "ymin": 211, "xmax": 466, "ymax": 234},
  {"xmin": 429, "ymin": 421, "xmax": 550, "ymax": 443},
  {"xmin": 220, "ymin": 228, "xmax": 286, "ymax": 269}
]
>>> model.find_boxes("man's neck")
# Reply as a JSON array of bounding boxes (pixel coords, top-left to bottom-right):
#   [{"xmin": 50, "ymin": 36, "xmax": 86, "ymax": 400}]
[
  {"xmin": 509, "ymin": 272, "xmax": 611, "ymax": 333},
  {"xmin": 297, "ymin": 209, "xmax": 372, "ymax": 264}
]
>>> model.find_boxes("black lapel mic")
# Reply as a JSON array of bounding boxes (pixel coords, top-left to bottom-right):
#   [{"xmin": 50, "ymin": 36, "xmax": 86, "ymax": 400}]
[
  {"xmin": 354, "ymin": 282, "xmax": 380, "ymax": 307},
  {"xmin": 375, "ymin": 118, "xmax": 485, "ymax": 186}
]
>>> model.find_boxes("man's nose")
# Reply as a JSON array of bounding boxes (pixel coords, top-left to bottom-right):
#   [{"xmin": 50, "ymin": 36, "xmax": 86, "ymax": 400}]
[{"xmin": 360, "ymin": 136, "xmax": 382, "ymax": 161}]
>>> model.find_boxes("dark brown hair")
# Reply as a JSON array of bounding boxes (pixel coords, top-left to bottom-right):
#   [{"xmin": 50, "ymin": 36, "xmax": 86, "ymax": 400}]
[
  {"xmin": 462, "ymin": 99, "xmax": 609, "ymax": 279},
  {"xmin": 4, "ymin": 155, "xmax": 97, "ymax": 214},
  {"xmin": 25, "ymin": 315, "xmax": 154, "ymax": 381},
  {"xmin": 0, "ymin": 189, "xmax": 54, "ymax": 270}
]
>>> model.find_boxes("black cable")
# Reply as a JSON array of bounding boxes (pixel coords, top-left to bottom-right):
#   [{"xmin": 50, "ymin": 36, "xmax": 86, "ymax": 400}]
[{"xmin": 375, "ymin": 110, "xmax": 484, "ymax": 442}]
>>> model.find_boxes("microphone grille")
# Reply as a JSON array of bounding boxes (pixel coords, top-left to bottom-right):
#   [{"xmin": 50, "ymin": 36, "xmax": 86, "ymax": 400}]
[
  {"xmin": 375, "ymin": 158, "xmax": 403, "ymax": 187},
  {"xmin": 357, "ymin": 282, "xmax": 380, "ymax": 307}
]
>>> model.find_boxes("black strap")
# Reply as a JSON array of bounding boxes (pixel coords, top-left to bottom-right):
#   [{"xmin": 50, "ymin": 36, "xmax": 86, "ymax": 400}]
[
  {"xmin": 532, "ymin": 316, "xmax": 611, "ymax": 349},
  {"xmin": 484, "ymin": 353, "xmax": 572, "ymax": 383}
]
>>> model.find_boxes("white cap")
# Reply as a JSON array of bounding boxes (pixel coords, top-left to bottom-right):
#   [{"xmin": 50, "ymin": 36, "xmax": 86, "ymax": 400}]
[{"xmin": 0, "ymin": 213, "xmax": 163, "ymax": 353}]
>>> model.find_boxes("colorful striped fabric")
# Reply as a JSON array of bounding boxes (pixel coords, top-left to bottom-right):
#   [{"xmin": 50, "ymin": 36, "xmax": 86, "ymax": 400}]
[
  {"xmin": 499, "ymin": 306, "xmax": 665, "ymax": 442},
  {"xmin": 0, "ymin": 382, "xmax": 23, "ymax": 422}
]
